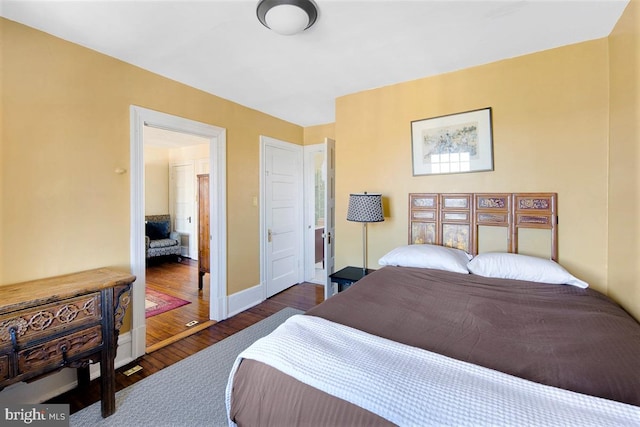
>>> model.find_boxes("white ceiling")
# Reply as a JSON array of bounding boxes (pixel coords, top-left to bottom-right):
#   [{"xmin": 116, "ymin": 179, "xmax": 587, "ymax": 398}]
[{"xmin": 1, "ymin": 0, "xmax": 629, "ymax": 127}]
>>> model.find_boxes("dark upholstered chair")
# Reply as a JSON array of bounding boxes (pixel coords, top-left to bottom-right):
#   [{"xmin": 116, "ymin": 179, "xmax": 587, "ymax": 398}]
[{"xmin": 145, "ymin": 214, "xmax": 181, "ymax": 260}]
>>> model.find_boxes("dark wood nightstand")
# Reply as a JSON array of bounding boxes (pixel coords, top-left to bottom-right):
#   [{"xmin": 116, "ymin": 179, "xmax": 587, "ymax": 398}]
[{"xmin": 330, "ymin": 266, "xmax": 376, "ymax": 292}]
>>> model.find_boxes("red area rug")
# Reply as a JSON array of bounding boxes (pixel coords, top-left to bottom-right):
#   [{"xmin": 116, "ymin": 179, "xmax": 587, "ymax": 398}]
[{"xmin": 145, "ymin": 288, "xmax": 191, "ymax": 318}]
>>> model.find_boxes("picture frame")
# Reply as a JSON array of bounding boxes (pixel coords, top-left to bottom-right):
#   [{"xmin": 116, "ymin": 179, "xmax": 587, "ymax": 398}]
[{"xmin": 411, "ymin": 107, "xmax": 493, "ymax": 176}]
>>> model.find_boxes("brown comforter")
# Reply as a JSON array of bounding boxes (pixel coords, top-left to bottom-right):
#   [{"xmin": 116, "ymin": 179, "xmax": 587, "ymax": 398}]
[{"xmin": 230, "ymin": 266, "xmax": 640, "ymax": 426}]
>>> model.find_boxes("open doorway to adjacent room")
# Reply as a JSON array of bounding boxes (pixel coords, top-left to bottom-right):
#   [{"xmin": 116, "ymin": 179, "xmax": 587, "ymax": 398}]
[
  {"xmin": 143, "ymin": 126, "xmax": 212, "ymax": 351},
  {"xmin": 130, "ymin": 105, "xmax": 228, "ymax": 360},
  {"xmin": 304, "ymin": 138, "xmax": 335, "ymax": 297},
  {"xmin": 305, "ymin": 145, "xmax": 327, "ymax": 284}
]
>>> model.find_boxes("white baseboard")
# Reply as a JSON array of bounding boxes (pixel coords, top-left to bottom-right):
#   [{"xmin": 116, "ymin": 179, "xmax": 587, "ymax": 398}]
[
  {"xmin": 130, "ymin": 323, "xmax": 147, "ymax": 361},
  {"xmin": 226, "ymin": 283, "xmax": 263, "ymax": 318},
  {"xmin": 0, "ymin": 331, "xmax": 135, "ymax": 404},
  {"xmin": 88, "ymin": 330, "xmax": 135, "ymax": 379}
]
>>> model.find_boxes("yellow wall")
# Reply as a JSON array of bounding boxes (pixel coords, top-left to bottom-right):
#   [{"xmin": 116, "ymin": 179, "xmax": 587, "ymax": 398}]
[
  {"xmin": 609, "ymin": 0, "xmax": 640, "ymax": 320},
  {"xmin": 144, "ymin": 146, "xmax": 170, "ymax": 215},
  {"xmin": 1, "ymin": 18, "xmax": 303, "ymax": 296},
  {"xmin": 335, "ymin": 40, "xmax": 611, "ymax": 294},
  {"xmin": 304, "ymin": 123, "xmax": 335, "ymax": 145}
]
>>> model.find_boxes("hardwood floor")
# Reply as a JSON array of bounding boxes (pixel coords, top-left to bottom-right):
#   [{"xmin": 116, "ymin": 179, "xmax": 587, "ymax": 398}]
[
  {"xmin": 47, "ymin": 260, "xmax": 324, "ymax": 414},
  {"xmin": 145, "ymin": 258, "xmax": 211, "ymax": 349}
]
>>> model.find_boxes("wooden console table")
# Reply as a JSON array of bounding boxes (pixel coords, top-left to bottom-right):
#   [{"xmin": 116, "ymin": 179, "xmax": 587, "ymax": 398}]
[{"xmin": 0, "ymin": 268, "xmax": 135, "ymax": 418}]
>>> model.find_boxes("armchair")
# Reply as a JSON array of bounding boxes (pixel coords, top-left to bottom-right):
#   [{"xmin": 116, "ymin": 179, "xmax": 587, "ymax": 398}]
[{"xmin": 145, "ymin": 214, "xmax": 182, "ymax": 261}]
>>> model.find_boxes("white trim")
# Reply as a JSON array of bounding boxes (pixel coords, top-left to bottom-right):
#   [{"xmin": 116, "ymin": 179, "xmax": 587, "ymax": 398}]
[
  {"xmin": 323, "ymin": 137, "xmax": 336, "ymax": 300},
  {"xmin": 130, "ymin": 106, "xmax": 228, "ymax": 360},
  {"xmin": 303, "ymin": 144, "xmax": 325, "ymax": 284},
  {"xmin": 259, "ymin": 140, "xmax": 266, "ymax": 298},
  {"xmin": 129, "ymin": 107, "xmax": 147, "ymax": 359},
  {"xmin": 209, "ymin": 129, "xmax": 228, "ymax": 321},
  {"xmin": 226, "ymin": 283, "xmax": 264, "ymax": 318}
]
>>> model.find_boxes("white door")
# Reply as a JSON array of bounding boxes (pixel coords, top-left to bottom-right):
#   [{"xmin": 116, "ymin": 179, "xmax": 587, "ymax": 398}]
[
  {"xmin": 263, "ymin": 137, "xmax": 303, "ymax": 298},
  {"xmin": 171, "ymin": 163, "xmax": 195, "ymax": 257},
  {"xmin": 323, "ymin": 138, "xmax": 336, "ymax": 299}
]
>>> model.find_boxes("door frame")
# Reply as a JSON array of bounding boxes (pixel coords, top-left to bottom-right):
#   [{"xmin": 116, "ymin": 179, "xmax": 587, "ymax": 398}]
[
  {"xmin": 130, "ymin": 106, "xmax": 227, "ymax": 359},
  {"xmin": 303, "ymin": 139, "xmax": 336, "ymax": 297},
  {"xmin": 259, "ymin": 136, "xmax": 304, "ymax": 299},
  {"xmin": 322, "ymin": 138, "xmax": 336, "ymax": 299},
  {"xmin": 303, "ymin": 143, "xmax": 325, "ymax": 284}
]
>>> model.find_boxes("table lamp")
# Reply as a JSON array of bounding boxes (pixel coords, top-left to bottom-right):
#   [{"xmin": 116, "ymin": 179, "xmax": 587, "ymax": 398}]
[{"xmin": 347, "ymin": 192, "xmax": 384, "ymax": 273}]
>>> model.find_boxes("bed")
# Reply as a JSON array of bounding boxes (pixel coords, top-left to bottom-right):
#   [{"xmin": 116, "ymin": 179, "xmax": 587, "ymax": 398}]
[{"xmin": 226, "ymin": 193, "xmax": 640, "ymax": 426}]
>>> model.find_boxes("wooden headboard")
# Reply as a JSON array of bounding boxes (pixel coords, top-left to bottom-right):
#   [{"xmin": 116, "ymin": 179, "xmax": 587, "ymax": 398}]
[{"xmin": 409, "ymin": 193, "xmax": 558, "ymax": 261}]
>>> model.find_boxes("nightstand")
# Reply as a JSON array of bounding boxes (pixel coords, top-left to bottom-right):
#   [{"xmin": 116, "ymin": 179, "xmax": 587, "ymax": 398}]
[{"xmin": 330, "ymin": 266, "xmax": 376, "ymax": 292}]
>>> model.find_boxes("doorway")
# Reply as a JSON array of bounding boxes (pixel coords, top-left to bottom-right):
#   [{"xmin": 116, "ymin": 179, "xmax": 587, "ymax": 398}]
[
  {"xmin": 304, "ymin": 144, "xmax": 326, "ymax": 284},
  {"xmin": 304, "ymin": 138, "xmax": 336, "ymax": 299},
  {"xmin": 143, "ymin": 126, "xmax": 209, "ymax": 349},
  {"xmin": 130, "ymin": 106, "xmax": 227, "ymax": 359}
]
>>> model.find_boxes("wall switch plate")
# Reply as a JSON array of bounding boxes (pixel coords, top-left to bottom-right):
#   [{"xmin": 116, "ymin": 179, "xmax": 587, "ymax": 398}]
[{"xmin": 186, "ymin": 320, "xmax": 199, "ymax": 327}]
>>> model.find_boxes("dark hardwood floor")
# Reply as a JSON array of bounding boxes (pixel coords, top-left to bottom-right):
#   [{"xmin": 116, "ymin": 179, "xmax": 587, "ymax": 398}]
[
  {"xmin": 47, "ymin": 259, "xmax": 324, "ymax": 414},
  {"xmin": 145, "ymin": 258, "xmax": 212, "ymax": 348}
]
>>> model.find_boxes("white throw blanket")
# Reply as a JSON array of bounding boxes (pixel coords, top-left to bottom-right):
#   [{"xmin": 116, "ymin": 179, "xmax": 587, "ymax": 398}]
[{"xmin": 226, "ymin": 314, "xmax": 640, "ymax": 426}]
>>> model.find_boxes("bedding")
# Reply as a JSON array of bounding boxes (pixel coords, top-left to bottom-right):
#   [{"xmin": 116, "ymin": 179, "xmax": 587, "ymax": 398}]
[
  {"xmin": 377, "ymin": 243, "xmax": 472, "ymax": 273},
  {"xmin": 228, "ymin": 314, "xmax": 639, "ymax": 426},
  {"xmin": 468, "ymin": 252, "xmax": 589, "ymax": 288},
  {"xmin": 227, "ymin": 266, "xmax": 640, "ymax": 426}
]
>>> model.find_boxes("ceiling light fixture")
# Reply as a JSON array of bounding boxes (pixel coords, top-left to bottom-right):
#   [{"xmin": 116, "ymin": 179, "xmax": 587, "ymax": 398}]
[{"xmin": 256, "ymin": 0, "xmax": 318, "ymax": 36}]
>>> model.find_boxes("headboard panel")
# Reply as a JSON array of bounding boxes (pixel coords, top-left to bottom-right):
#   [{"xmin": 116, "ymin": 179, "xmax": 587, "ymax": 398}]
[
  {"xmin": 409, "ymin": 193, "xmax": 557, "ymax": 260},
  {"xmin": 512, "ymin": 193, "xmax": 558, "ymax": 261}
]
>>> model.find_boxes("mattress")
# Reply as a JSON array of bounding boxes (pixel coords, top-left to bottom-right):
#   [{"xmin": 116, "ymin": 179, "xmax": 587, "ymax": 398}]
[{"xmin": 228, "ymin": 266, "xmax": 640, "ymax": 425}]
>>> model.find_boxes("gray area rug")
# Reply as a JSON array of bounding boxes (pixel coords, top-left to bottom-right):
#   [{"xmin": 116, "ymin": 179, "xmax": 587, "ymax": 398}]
[{"xmin": 70, "ymin": 307, "xmax": 303, "ymax": 427}]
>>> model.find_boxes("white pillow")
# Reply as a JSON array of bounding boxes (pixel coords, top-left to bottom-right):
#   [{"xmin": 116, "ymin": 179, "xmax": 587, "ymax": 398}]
[
  {"xmin": 467, "ymin": 252, "xmax": 589, "ymax": 288},
  {"xmin": 378, "ymin": 244, "xmax": 472, "ymax": 274}
]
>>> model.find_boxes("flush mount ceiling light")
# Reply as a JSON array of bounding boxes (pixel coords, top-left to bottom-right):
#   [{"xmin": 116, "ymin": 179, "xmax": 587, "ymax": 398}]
[{"xmin": 257, "ymin": 0, "xmax": 318, "ymax": 36}]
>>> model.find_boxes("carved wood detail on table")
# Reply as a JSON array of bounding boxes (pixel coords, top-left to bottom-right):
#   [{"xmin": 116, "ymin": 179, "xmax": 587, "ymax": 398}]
[
  {"xmin": 0, "ymin": 268, "xmax": 135, "ymax": 418},
  {"xmin": 0, "ymin": 293, "xmax": 101, "ymax": 345}
]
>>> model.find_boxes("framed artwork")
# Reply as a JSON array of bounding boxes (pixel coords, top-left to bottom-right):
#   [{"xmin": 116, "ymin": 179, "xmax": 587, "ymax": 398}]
[{"xmin": 411, "ymin": 107, "xmax": 493, "ymax": 176}]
